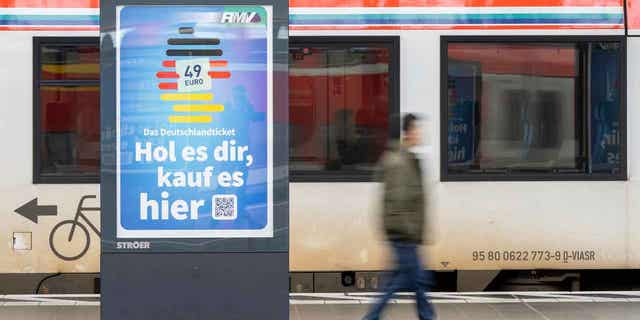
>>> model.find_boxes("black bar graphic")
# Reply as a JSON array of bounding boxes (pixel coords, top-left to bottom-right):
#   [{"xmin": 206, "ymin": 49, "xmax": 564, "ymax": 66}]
[
  {"xmin": 168, "ymin": 38, "xmax": 220, "ymax": 45},
  {"xmin": 178, "ymin": 27, "xmax": 194, "ymax": 34},
  {"xmin": 166, "ymin": 49, "xmax": 223, "ymax": 57}
]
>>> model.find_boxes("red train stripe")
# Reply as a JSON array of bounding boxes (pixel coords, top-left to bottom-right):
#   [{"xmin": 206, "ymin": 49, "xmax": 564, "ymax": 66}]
[
  {"xmin": 0, "ymin": 0, "xmax": 623, "ymax": 8},
  {"xmin": 0, "ymin": 26, "xmax": 98, "ymax": 31},
  {"xmin": 0, "ymin": 0, "xmax": 99, "ymax": 8},
  {"xmin": 290, "ymin": 24, "xmax": 624, "ymax": 30},
  {"xmin": 629, "ymin": 0, "xmax": 640, "ymax": 29},
  {"xmin": 158, "ymin": 82, "xmax": 178, "ymax": 90},
  {"xmin": 289, "ymin": 0, "xmax": 623, "ymax": 8}
]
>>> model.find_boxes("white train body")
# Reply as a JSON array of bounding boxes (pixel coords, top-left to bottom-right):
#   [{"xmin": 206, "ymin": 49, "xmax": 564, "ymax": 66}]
[{"xmin": 0, "ymin": 1, "xmax": 639, "ymax": 278}]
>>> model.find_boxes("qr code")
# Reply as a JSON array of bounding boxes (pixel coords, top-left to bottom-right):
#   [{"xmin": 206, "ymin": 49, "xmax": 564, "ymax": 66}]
[{"xmin": 212, "ymin": 195, "xmax": 237, "ymax": 220}]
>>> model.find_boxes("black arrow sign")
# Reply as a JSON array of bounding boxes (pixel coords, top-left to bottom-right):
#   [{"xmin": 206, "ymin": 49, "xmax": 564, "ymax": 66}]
[
  {"xmin": 14, "ymin": 198, "xmax": 58, "ymax": 223},
  {"xmin": 441, "ymin": 261, "xmax": 450, "ymax": 268}
]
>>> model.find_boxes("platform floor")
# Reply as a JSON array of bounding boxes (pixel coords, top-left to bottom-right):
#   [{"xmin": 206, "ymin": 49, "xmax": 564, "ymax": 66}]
[{"xmin": 1, "ymin": 292, "xmax": 639, "ymax": 319}]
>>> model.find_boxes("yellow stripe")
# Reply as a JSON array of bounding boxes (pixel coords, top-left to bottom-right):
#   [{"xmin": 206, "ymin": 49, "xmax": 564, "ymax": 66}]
[
  {"xmin": 160, "ymin": 93, "xmax": 213, "ymax": 101},
  {"xmin": 168, "ymin": 115, "xmax": 212, "ymax": 123},
  {"xmin": 42, "ymin": 64, "xmax": 99, "ymax": 75},
  {"xmin": 173, "ymin": 104, "xmax": 224, "ymax": 112}
]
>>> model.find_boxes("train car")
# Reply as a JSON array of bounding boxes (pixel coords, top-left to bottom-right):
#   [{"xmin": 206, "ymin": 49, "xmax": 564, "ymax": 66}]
[{"xmin": 1, "ymin": 0, "xmax": 640, "ymax": 293}]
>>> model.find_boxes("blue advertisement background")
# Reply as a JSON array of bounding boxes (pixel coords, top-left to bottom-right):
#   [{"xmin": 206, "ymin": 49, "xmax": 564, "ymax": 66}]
[{"xmin": 118, "ymin": 6, "xmax": 270, "ymax": 235}]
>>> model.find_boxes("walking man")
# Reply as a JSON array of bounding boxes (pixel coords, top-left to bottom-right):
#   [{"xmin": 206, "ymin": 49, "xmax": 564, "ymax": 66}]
[{"xmin": 364, "ymin": 113, "xmax": 435, "ymax": 320}]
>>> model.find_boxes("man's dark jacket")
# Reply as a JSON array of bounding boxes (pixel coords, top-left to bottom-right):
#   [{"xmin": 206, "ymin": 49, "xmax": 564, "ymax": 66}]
[{"xmin": 378, "ymin": 142, "xmax": 426, "ymax": 244}]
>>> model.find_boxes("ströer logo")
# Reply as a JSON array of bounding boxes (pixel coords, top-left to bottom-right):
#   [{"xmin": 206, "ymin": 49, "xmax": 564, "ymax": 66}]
[{"xmin": 117, "ymin": 241, "xmax": 151, "ymax": 249}]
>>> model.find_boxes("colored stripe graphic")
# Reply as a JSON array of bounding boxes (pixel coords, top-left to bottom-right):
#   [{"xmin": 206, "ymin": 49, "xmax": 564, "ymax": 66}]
[
  {"xmin": 160, "ymin": 93, "xmax": 213, "ymax": 101},
  {"xmin": 166, "ymin": 49, "xmax": 223, "ymax": 57},
  {"xmin": 0, "ymin": 0, "xmax": 624, "ymax": 8},
  {"xmin": 290, "ymin": 24, "xmax": 623, "ymax": 30},
  {"xmin": 156, "ymin": 71, "xmax": 230, "ymax": 79},
  {"xmin": 289, "ymin": 6, "xmax": 623, "ymax": 13},
  {"xmin": 173, "ymin": 104, "xmax": 224, "ymax": 112},
  {"xmin": 0, "ymin": 13, "xmax": 97, "ymax": 20},
  {"xmin": 0, "ymin": 6, "xmax": 623, "ymax": 31},
  {"xmin": 629, "ymin": 0, "xmax": 640, "ymax": 32},
  {"xmin": 0, "ymin": 8, "xmax": 98, "ymax": 29},
  {"xmin": 162, "ymin": 60, "xmax": 228, "ymax": 68},
  {"xmin": 168, "ymin": 115, "xmax": 213, "ymax": 123},
  {"xmin": 288, "ymin": 0, "xmax": 624, "ymax": 8},
  {"xmin": 0, "ymin": 25, "xmax": 97, "ymax": 30},
  {"xmin": 289, "ymin": 13, "xmax": 623, "ymax": 25},
  {"xmin": 209, "ymin": 61, "xmax": 229, "ymax": 67},
  {"xmin": 156, "ymin": 71, "xmax": 179, "ymax": 79},
  {"xmin": 208, "ymin": 71, "xmax": 231, "ymax": 79},
  {"xmin": 168, "ymin": 38, "xmax": 220, "ymax": 45},
  {"xmin": 0, "ymin": 15, "xmax": 97, "ymax": 25},
  {"xmin": 0, "ymin": 0, "xmax": 99, "ymax": 8},
  {"xmin": 158, "ymin": 82, "xmax": 177, "ymax": 90}
]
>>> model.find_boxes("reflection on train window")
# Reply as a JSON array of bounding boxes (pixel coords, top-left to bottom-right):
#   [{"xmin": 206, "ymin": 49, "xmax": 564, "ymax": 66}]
[
  {"xmin": 289, "ymin": 37, "xmax": 399, "ymax": 181},
  {"xmin": 34, "ymin": 38, "xmax": 100, "ymax": 183},
  {"xmin": 39, "ymin": 44, "xmax": 99, "ymax": 81},
  {"xmin": 443, "ymin": 38, "xmax": 625, "ymax": 180}
]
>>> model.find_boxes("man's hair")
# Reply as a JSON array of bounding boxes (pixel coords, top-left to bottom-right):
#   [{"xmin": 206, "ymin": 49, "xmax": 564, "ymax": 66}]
[{"xmin": 402, "ymin": 113, "xmax": 419, "ymax": 134}]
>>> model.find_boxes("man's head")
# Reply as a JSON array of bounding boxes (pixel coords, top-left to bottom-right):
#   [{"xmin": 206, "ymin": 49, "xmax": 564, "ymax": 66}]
[{"xmin": 402, "ymin": 113, "xmax": 421, "ymax": 147}]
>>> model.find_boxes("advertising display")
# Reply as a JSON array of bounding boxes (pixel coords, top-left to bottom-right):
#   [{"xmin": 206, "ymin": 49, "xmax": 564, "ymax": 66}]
[
  {"xmin": 116, "ymin": 5, "xmax": 273, "ymax": 238},
  {"xmin": 101, "ymin": 2, "xmax": 288, "ymax": 318}
]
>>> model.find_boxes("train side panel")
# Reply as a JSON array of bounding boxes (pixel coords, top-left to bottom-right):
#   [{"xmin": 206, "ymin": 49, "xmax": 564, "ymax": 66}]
[
  {"xmin": 0, "ymin": 31, "xmax": 100, "ymax": 273},
  {"xmin": 627, "ymin": 36, "xmax": 640, "ymax": 268},
  {"xmin": 289, "ymin": 28, "xmax": 631, "ymax": 271},
  {"xmin": 0, "ymin": 0, "xmax": 636, "ymax": 275}
]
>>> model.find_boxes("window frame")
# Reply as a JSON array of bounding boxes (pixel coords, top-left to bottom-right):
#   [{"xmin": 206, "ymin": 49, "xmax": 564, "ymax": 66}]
[
  {"xmin": 440, "ymin": 36, "xmax": 627, "ymax": 182},
  {"xmin": 289, "ymin": 36, "xmax": 401, "ymax": 183},
  {"xmin": 33, "ymin": 37, "xmax": 101, "ymax": 184}
]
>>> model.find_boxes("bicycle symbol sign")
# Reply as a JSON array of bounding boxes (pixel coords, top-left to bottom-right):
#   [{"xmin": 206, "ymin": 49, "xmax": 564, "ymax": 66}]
[{"xmin": 49, "ymin": 195, "xmax": 101, "ymax": 261}]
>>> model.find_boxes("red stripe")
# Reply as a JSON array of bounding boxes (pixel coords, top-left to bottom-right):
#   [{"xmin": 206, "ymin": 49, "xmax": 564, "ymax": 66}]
[
  {"xmin": 0, "ymin": 26, "xmax": 98, "ymax": 30},
  {"xmin": 162, "ymin": 60, "xmax": 229, "ymax": 68},
  {"xmin": 210, "ymin": 60, "xmax": 229, "ymax": 67},
  {"xmin": 156, "ymin": 71, "xmax": 179, "ymax": 79},
  {"xmin": 629, "ymin": 0, "xmax": 640, "ymax": 29},
  {"xmin": 0, "ymin": 0, "xmax": 623, "ymax": 9},
  {"xmin": 0, "ymin": 0, "xmax": 98, "ymax": 8},
  {"xmin": 209, "ymin": 71, "xmax": 231, "ymax": 79},
  {"xmin": 158, "ymin": 82, "xmax": 177, "ymax": 90},
  {"xmin": 289, "ymin": 0, "xmax": 622, "ymax": 7},
  {"xmin": 158, "ymin": 71, "xmax": 230, "ymax": 79},
  {"xmin": 290, "ymin": 24, "xmax": 624, "ymax": 30},
  {"xmin": 162, "ymin": 60, "xmax": 176, "ymax": 68}
]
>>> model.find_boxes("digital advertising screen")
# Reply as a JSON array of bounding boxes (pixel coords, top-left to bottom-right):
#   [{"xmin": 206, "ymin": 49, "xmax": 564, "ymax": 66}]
[{"xmin": 116, "ymin": 5, "xmax": 273, "ymax": 239}]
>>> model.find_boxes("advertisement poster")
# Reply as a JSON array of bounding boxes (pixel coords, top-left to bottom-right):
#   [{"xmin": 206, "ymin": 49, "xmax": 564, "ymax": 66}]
[{"xmin": 116, "ymin": 5, "xmax": 273, "ymax": 238}]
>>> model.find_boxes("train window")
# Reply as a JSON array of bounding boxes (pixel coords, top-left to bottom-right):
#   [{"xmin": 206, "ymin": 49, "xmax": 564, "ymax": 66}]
[
  {"xmin": 441, "ymin": 37, "xmax": 626, "ymax": 181},
  {"xmin": 34, "ymin": 38, "xmax": 100, "ymax": 184},
  {"xmin": 289, "ymin": 37, "xmax": 400, "ymax": 182}
]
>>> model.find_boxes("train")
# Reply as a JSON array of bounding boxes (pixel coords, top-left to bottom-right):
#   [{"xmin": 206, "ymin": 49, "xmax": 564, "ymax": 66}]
[{"xmin": 1, "ymin": 0, "xmax": 640, "ymax": 293}]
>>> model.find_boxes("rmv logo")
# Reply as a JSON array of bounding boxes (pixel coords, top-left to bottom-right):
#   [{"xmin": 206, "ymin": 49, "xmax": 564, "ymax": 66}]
[{"xmin": 221, "ymin": 12, "xmax": 259, "ymax": 24}]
